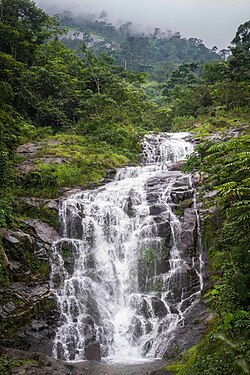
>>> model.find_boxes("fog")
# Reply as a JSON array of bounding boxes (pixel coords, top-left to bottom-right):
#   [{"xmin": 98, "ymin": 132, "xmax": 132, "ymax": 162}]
[{"xmin": 36, "ymin": 0, "xmax": 250, "ymax": 49}]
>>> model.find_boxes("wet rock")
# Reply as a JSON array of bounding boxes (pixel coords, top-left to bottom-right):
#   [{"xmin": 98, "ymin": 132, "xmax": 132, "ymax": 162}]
[
  {"xmin": 153, "ymin": 219, "xmax": 171, "ymax": 239},
  {"xmin": 179, "ymin": 209, "xmax": 197, "ymax": 258},
  {"xmin": 139, "ymin": 298, "xmax": 151, "ymax": 319},
  {"xmin": 150, "ymin": 204, "xmax": 167, "ymax": 216},
  {"xmin": 85, "ymin": 341, "xmax": 101, "ymax": 361},
  {"xmin": 123, "ymin": 196, "xmax": 136, "ymax": 218},
  {"xmin": 151, "ymin": 297, "xmax": 168, "ymax": 317},
  {"xmin": 156, "ymin": 171, "xmax": 182, "ymax": 181},
  {"xmin": 147, "ymin": 177, "xmax": 161, "ymax": 187},
  {"xmin": 82, "ymin": 315, "xmax": 97, "ymax": 347},
  {"xmin": 162, "ymin": 301, "xmax": 209, "ymax": 361},
  {"xmin": 146, "ymin": 192, "xmax": 159, "ymax": 204},
  {"xmin": 130, "ymin": 316, "xmax": 143, "ymax": 339},
  {"xmin": 167, "ymin": 161, "xmax": 184, "ymax": 171},
  {"xmin": 171, "ymin": 187, "xmax": 193, "ymax": 204},
  {"xmin": 61, "ymin": 205, "xmax": 84, "ymax": 239}
]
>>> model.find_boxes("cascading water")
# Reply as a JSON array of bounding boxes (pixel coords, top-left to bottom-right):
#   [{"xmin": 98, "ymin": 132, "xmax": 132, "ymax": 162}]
[{"xmin": 50, "ymin": 133, "xmax": 203, "ymax": 362}]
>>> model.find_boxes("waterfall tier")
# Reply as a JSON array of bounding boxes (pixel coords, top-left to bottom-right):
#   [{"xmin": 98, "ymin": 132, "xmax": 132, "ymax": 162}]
[{"xmin": 51, "ymin": 133, "xmax": 203, "ymax": 362}]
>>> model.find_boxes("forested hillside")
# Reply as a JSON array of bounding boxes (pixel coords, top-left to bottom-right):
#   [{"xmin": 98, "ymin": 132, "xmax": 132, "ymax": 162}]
[
  {"xmin": 59, "ymin": 10, "xmax": 221, "ymax": 81},
  {"xmin": 0, "ymin": 0, "xmax": 249, "ymax": 374}
]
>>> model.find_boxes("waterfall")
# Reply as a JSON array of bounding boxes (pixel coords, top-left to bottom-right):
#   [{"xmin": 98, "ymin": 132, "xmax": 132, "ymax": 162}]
[{"xmin": 50, "ymin": 133, "xmax": 203, "ymax": 362}]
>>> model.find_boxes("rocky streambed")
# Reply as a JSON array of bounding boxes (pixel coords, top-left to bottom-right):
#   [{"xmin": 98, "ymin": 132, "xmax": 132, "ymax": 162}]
[{"xmin": 0, "ymin": 346, "xmax": 170, "ymax": 375}]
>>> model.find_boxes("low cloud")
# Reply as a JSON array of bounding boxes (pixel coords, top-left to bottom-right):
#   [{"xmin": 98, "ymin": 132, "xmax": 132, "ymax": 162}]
[{"xmin": 36, "ymin": 0, "xmax": 250, "ymax": 48}]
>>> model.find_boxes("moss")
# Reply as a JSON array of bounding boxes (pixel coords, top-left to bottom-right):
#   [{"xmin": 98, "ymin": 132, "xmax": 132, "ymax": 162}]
[
  {"xmin": 1, "ymin": 234, "xmax": 50, "ymax": 283},
  {"xmin": 141, "ymin": 247, "xmax": 156, "ymax": 265},
  {"xmin": 0, "ymin": 354, "xmax": 39, "ymax": 375},
  {"xmin": 153, "ymin": 282, "xmax": 163, "ymax": 292},
  {"xmin": 173, "ymin": 206, "xmax": 185, "ymax": 216},
  {"xmin": 201, "ymin": 208, "xmax": 221, "ymax": 256},
  {"xmin": 165, "ymin": 330, "xmax": 250, "ymax": 375},
  {"xmin": 0, "ymin": 241, "xmax": 10, "ymax": 286},
  {"xmin": 18, "ymin": 205, "xmax": 59, "ymax": 231},
  {"xmin": 0, "ymin": 295, "xmax": 55, "ymax": 351}
]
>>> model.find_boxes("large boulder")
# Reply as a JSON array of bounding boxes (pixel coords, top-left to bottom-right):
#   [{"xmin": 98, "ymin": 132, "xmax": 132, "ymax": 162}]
[
  {"xmin": 85, "ymin": 342, "xmax": 101, "ymax": 361},
  {"xmin": 23, "ymin": 220, "xmax": 60, "ymax": 244}
]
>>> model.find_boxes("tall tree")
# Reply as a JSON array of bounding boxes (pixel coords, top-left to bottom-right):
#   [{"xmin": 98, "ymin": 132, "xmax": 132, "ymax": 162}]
[{"xmin": 229, "ymin": 20, "xmax": 250, "ymax": 81}]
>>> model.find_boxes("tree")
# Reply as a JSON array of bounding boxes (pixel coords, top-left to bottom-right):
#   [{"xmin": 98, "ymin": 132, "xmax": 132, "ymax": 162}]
[
  {"xmin": 99, "ymin": 10, "xmax": 108, "ymax": 23},
  {"xmin": 229, "ymin": 20, "xmax": 250, "ymax": 81},
  {"xmin": 0, "ymin": 0, "xmax": 53, "ymax": 63}
]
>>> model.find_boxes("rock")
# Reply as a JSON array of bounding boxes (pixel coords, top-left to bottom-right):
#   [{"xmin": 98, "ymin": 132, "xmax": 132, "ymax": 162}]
[
  {"xmin": 147, "ymin": 177, "xmax": 161, "ymax": 187},
  {"xmin": 0, "ymin": 229, "xmax": 32, "ymax": 246},
  {"xmin": 156, "ymin": 171, "xmax": 182, "ymax": 180},
  {"xmin": 203, "ymin": 190, "xmax": 218, "ymax": 199},
  {"xmin": 23, "ymin": 219, "xmax": 60, "ymax": 244},
  {"xmin": 151, "ymin": 297, "xmax": 168, "ymax": 317},
  {"xmin": 150, "ymin": 204, "xmax": 167, "ymax": 216},
  {"xmin": 59, "ymin": 188, "xmax": 83, "ymax": 197},
  {"xmin": 167, "ymin": 161, "xmax": 184, "ymax": 171},
  {"xmin": 17, "ymin": 140, "xmax": 68, "ymax": 176},
  {"xmin": 17, "ymin": 143, "xmax": 42, "ymax": 157},
  {"xmin": 171, "ymin": 187, "xmax": 193, "ymax": 204},
  {"xmin": 2, "ymin": 233, "xmax": 20, "ymax": 244},
  {"xmin": 123, "ymin": 196, "xmax": 136, "ymax": 218},
  {"xmin": 162, "ymin": 301, "xmax": 210, "ymax": 360},
  {"xmin": 20, "ymin": 198, "xmax": 59, "ymax": 211},
  {"xmin": 179, "ymin": 209, "xmax": 197, "ymax": 258},
  {"xmin": 153, "ymin": 219, "xmax": 171, "ymax": 238},
  {"xmin": 45, "ymin": 200, "xmax": 59, "ymax": 211},
  {"xmin": 85, "ymin": 341, "xmax": 101, "ymax": 361},
  {"xmin": 146, "ymin": 192, "xmax": 159, "ymax": 204}
]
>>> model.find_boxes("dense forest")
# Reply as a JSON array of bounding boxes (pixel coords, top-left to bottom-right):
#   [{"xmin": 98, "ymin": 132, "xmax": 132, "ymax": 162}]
[
  {"xmin": 0, "ymin": 0, "xmax": 249, "ymax": 374},
  {"xmin": 59, "ymin": 10, "xmax": 222, "ymax": 82}
]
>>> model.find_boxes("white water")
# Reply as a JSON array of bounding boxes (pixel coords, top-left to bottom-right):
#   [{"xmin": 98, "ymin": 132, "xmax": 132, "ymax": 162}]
[{"xmin": 50, "ymin": 133, "xmax": 203, "ymax": 362}]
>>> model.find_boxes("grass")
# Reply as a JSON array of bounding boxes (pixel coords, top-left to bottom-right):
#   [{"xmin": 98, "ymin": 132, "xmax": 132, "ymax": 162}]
[
  {"xmin": 19, "ymin": 134, "xmax": 135, "ymax": 198},
  {"xmin": 171, "ymin": 111, "xmax": 250, "ymax": 138}
]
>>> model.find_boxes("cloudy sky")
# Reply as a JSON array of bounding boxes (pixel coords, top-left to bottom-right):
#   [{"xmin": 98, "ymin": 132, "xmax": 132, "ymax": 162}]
[{"xmin": 36, "ymin": 0, "xmax": 250, "ymax": 49}]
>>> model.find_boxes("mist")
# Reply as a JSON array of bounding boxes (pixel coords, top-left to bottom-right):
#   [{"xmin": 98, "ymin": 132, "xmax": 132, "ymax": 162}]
[{"xmin": 36, "ymin": 0, "xmax": 250, "ymax": 49}]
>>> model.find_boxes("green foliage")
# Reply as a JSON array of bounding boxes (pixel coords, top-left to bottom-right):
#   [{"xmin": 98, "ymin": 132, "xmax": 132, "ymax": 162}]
[
  {"xmin": 0, "ymin": 354, "xmax": 38, "ymax": 375},
  {"xmin": 181, "ymin": 133, "xmax": 250, "ymax": 374},
  {"xmin": 19, "ymin": 134, "xmax": 132, "ymax": 197},
  {"xmin": 141, "ymin": 247, "xmax": 156, "ymax": 265},
  {"xmin": 0, "ymin": 197, "xmax": 15, "ymax": 228},
  {"xmin": 0, "ymin": 2, "xmax": 249, "ymax": 372},
  {"xmin": 0, "ymin": 355, "xmax": 21, "ymax": 375},
  {"xmin": 229, "ymin": 20, "xmax": 250, "ymax": 81},
  {"xmin": 166, "ymin": 335, "xmax": 250, "ymax": 375},
  {"xmin": 60, "ymin": 12, "xmax": 220, "ymax": 82}
]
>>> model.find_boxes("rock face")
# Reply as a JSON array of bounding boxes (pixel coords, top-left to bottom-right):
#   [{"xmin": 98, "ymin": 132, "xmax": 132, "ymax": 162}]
[
  {"xmin": 22, "ymin": 219, "xmax": 60, "ymax": 244},
  {"xmin": 0, "ymin": 204, "xmax": 61, "ymax": 357},
  {"xmin": 17, "ymin": 140, "xmax": 66, "ymax": 175}
]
